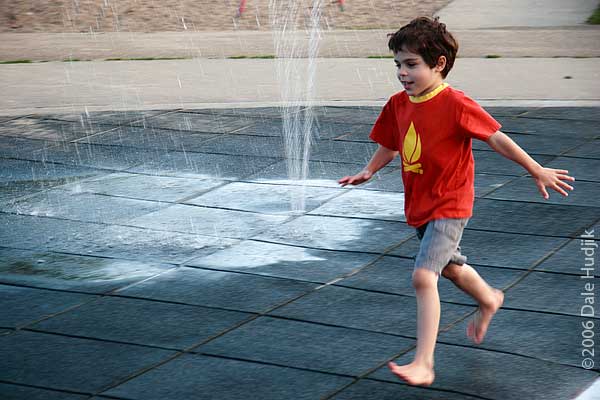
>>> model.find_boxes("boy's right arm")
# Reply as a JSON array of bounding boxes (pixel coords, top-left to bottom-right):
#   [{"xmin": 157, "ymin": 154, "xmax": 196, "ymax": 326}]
[{"xmin": 338, "ymin": 145, "xmax": 399, "ymax": 186}]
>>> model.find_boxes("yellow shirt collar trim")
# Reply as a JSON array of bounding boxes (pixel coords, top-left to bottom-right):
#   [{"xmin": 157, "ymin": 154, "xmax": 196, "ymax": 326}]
[{"xmin": 409, "ymin": 82, "xmax": 449, "ymax": 103}]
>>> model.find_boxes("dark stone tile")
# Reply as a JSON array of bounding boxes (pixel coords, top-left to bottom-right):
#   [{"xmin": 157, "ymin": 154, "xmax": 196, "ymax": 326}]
[
  {"xmin": 27, "ymin": 142, "xmax": 170, "ymax": 171},
  {"xmin": 246, "ymin": 160, "xmax": 372, "ymax": 188},
  {"xmin": 368, "ymin": 343, "xmax": 598, "ymax": 400},
  {"xmin": 522, "ymin": 107, "xmax": 600, "ymax": 122},
  {"xmin": 58, "ymin": 172, "xmax": 226, "ymax": 202},
  {"xmin": 564, "ymin": 139, "xmax": 600, "ymax": 159},
  {"xmin": 546, "ymin": 156, "xmax": 600, "ymax": 182},
  {"xmin": 310, "ymin": 140, "xmax": 386, "ymax": 165},
  {"xmin": 497, "ymin": 117, "xmax": 598, "ymax": 138},
  {"xmin": 105, "ymin": 353, "xmax": 353, "ymax": 400},
  {"xmin": 503, "ymin": 270, "xmax": 599, "ymax": 317},
  {"xmin": 254, "ymin": 215, "xmax": 415, "ymax": 253},
  {"xmin": 0, "ymin": 284, "xmax": 96, "ymax": 328},
  {"xmin": 0, "ymin": 330, "xmax": 175, "ymax": 392},
  {"xmin": 131, "ymin": 112, "xmax": 250, "ymax": 133},
  {"xmin": 469, "ymin": 198, "xmax": 599, "ymax": 237},
  {"xmin": 0, "ymin": 248, "xmax": 176, "ymax": 293},
  {"xmin": 127, "ymin": 151, "xmax": 277, "ymax": 180},
  {"xmin": 439, "ymin": 308, "xmax": 597, "ymax": 370},
  {"xmin": 312, "ymin": 106, "xmax": 381, "ymax": 125},
  {"xmin": 0, "ymin": 117, "xmax": 114, "ymax": 142},
  {"xmin": 195, "ymin": 134, "xmax": 284, "ymax": 157},
  {"xmin": 484, "ymin": 176, "xmax": 598, "ymax": 207},
  {"xmin": 2, "ymin": 190, "xmax": 167, "ymax": 224},
  {"xmin": 0, "ymin": 158, "xmax": 104, "ymax": 183},
  {"xmin": 268, "ymin": 285, "xmax": 474, "ymax": 336},
  {"xmin": 229, "ymin": 119, "xmax": 284, "ymax": 137},
  {"xmin": 331, "ymin": 379, "xmax": 482, "ymax": 400},
  {"xmin": 197, "ymin": 316, "xmax": 413, "ymax": 376},
  {"xmin": 487, "ymin": 107, "xmax": 533, "ymax": 118},
  {"xmin": 184, "ymin": 181, "xmax": 343, "ymax": 214},
  {"xmin": 187, "ymin": 240, "xmax": 377, "ymax": 283},
  {"xmin": 116, "ymin": 266, "xmax": 318, "ymax": 313},
  {"xmin": 473, "ymin": 173, "xmax": 515, "ymax": 197},
  {"xmin": 389, "ymin": 229, "xmax": 568, "ymax": 269},
  {"xmin": 472, "ymin": 132, "xmax": 588, "ymax": 156},
  {"xmin": 126, "ymin": 204, "xmax": 288, "ymax": 239},
  {"xmin": 361, "ymin": 167, "xmax": 404, "ymax": 192},
  {"xmin": 308, "ymin": 188, "xmax": 405, "ymax": 222},
  {"xmin": 473, "ymin": 150, "xmax": 554, "ymax": 176},
  {"xmin": 76, "ymin": 125, "xmax": 219, "ymax": 152},
  {"xmin": 182, "ymin": 106, "xmax": 286, "ymax": 119},
  {"xmin": 316, "ymin": 122, "xmax": 373, "ymax": 141},
  {"xmin": 335, "ymin": 256, "xmax": 523, "ymax": 306},
  {"xmin": 30, "ymin": 296, "xmax": 252, "ymax": 350},
  {"xmin": 536, "ymin": 239, "xmax": 600, "ymax": 275},
  {"xmin": 0, "ymin": 383, "xmax": 89, "ymax": 400},
  {"xmin": 0, "ymin": 136, "xmax": 60, "ymax": 159},
  {"xmin": 0, "ymin": 115, "xmax": 30, "ymax": 124},
  {"xmin": 34, "ymin": 110, "xmax": 166, "ymax": 126}
]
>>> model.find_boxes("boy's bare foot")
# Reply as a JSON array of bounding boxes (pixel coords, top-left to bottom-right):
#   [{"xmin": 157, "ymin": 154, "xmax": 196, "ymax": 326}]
[
  {"xmin": 387, "ymin": 361, "xmax": 435, "ymax": 386},
  {"xmin": 467, "ymin": 288, "xmax": 504, "ymax": 344}
]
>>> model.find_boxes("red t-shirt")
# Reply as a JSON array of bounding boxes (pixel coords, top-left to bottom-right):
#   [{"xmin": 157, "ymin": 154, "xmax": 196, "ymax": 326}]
[{"xmin": 369, "ymin": 83, "xmax": 501, "ymax": 227}]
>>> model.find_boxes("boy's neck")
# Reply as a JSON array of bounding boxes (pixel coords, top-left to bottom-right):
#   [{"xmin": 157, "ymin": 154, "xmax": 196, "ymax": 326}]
[{"xmin": 409, "ymin": 81, "xmax": 448, "ymax": 104}]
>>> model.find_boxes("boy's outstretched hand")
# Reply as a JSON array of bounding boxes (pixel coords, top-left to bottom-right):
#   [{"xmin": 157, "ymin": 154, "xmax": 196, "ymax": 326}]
[
  {"xmin": 532, "ymin": 167, "xmax": 575, "ymax": 199},
  {"xmin": 338, "ymin": 169, "xmax": 373, "ymax": 187}
]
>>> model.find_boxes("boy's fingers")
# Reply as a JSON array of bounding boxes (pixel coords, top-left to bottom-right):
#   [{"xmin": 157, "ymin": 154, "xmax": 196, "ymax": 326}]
[
  {"xmin": 558, "ymin": 174, "xmax": 575, "ymax": 181},
  {"xmin": 538, "ymin": 183, "xmax": 549, "ymax": 199},
  {"xmin": 557, "ymin": 180, "xmax": 574, "ymax": 191},
  {"xmin": 553, "ymin": 184, "xmax": 568, "ymax": 197}
]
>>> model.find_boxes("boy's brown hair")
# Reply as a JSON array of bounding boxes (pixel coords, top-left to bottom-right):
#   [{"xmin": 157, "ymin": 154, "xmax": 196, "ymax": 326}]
[{"xmin": 387, "ymin": 16, "xmax": 458, "ymax": 78}]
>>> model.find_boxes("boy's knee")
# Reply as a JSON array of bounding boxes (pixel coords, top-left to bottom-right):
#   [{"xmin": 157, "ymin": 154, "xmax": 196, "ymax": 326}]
[
  {"xmin": 441, "ymin": 263, "xmax": 461, "ymax": 281},
  {"xmin": 412, "ymin": 268, "xmax": 439, "ymax": 289}
]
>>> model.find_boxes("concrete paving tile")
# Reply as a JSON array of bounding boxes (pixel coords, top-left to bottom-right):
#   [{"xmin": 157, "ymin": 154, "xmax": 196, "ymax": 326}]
[
  {"xmin": 310, "ymin": 140, "xmax": 386, "ymax": 165},
  {"xmin": 30, "ymin": 296, "xmax": 252, "ymax": 349},
  {"xmin": 535, "ymin": 238, "xmax": 600, "ymax": 276},
  {"xmin": 246, "ymin": 160, "xmax": 370, "ymax": 188},
  {"xmin": 389, "ymin": 229, "xmax": 568, "ymax": 269},
  {"xmin": 187, "ymin": 240, "xmax": 377, "ymax": 283},
  {"xmin": 268, "ymin": 285, "xmax": 474, "ymax": 335},
  {"xmin": 2, "ymin": 190, "xmax": 167, "ymax": 224},
  {"xmin": 0, "ymin": 284, "xmax": 96, "ymax": 328},
  {"xmin": 522, "ymin": 107, "xmax": 600, "ymax": 122},
  {"xmin": 196, "ymin": 316, "xmax": 413, "ymax": 376},
  {"xmin": 0, "ymin": 383, "xmax": 89, "ymax": 400},
  {"xmin": 0, "ymin": 117, "xmax": 114, "ymax": 141},
  {"xmin": 27, "ymin": 142, "xmax": 171, "ymax": 171},
  {"xmin": 127, "ymin": 151, "xmax": 277, "ymax": 180},
  {"xmin": 131, "ymin": 112, "xmax": 250, "ymax": 133},
  {"xmin": 76, "ymin": 125, "xmax": 219, "ymax": 152},
  {"xmin": 104, "ymin": 353, "xmax": 353, "ymax": 400},
  {"xmin": 184, "ymin": 181, "xmax": 343, "ymax": 214},
  {"xmin": 335, "ymin": 256, "xmax": 523, "ymax": 305},
  {"xmin": 472, "ymin": 132, "xmax": 588, "ymax": 156},
  {"xmin": 469, "ymin": 198, "xmax": 599, "ymax": 237},
  {"xmin": 308, "ymin": 188, "xmax": 405, "ymax": 222},
  {"xmin": 473, "ymin": 150, "xmax": 554, "ymax": 176},
  {"xmin": 253, "ymin": 215, "xmax": 414, "ymax": 253},
  {"xmin": 331, "ymin": 379, "xmax": 482, "ymax": 400},
  {"xmin": 503, "ymin": 270, "xmax": 600, "ymax": 317},
  {"xmin": 368, "ymin": 343, "xmax": 598, "ymax": 400},
  {"xmin": 0, "ymin": 330, "xmax": 175, "ymax": 393},
  {"xmin": 0, "ymin": 248, "xmax": 176, "ymax": 293},
  {"xmin": 195, "ymin": 134, "xmax": 285, "ymax": 157},
  {"xmin": 57, "ymin": 172, "xmax": 226, "ymax": 202},
  {"xmin": 546, "ymin": 156, "xmax": 600, "ymax": 182},
  {"xmin": 439, "ymin": 308, "xmax": 597, "ymax": 370},
  {"xmin": 564, "ymin": 139, "xmax": 600, "ymax": 159},
  {"xmin": 126, "ymin": 204, "xmax": 289, "ymax": 239},
  {"xmin": 116, "ymin": 266, "xmax": 318, "ymax": 313},
  {"xmin": 483, "ymin": 176, "xmax": 599, "ymax": 207},
  {"xmin": 497, "ymin": 117, "xmax": 598, "ymax": 138}
]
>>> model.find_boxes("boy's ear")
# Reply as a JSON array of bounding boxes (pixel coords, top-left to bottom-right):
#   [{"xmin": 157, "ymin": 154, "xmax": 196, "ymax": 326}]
[{"xmin": 435, "ymin": 55, "xmax": 447, "ymax": 72}]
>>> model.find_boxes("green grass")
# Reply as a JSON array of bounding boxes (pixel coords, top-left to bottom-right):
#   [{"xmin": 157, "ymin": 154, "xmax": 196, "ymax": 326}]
[
  {"xmin": 228, "ymin": 55, "xmax": 276, "ymax": 59},
  {"xmin": 587, "ymin": 4, "xmax": 600, "ymax": 24},
  {"xmin": 367, "ymin": 55, "xmax": 394, "ymax": 59},
  {"xmin": 0, "ymin": 59, "xmax": 32, "ymax": 64},
  {"xmin": 105, "ymin": 56, "xmax": 189, "ymax": 61},
  {"xmin": 485, "ymin": 54, "xmax": 501, "ymax": 59}
]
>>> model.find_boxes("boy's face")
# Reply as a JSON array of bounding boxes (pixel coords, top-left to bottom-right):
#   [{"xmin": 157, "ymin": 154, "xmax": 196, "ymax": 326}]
[{"xmin": 394, "ymin": 48, "xmax": 445, "ymax": 97}]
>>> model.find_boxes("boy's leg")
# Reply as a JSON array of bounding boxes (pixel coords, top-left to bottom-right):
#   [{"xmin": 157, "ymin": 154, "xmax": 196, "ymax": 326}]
[
  {"xmin": 442, "ymin": 263, "xmax": 504, "ymax": 343},
  {"xmin": 388, "ymin": 267, "xmax": 438, "ymax": 386}
]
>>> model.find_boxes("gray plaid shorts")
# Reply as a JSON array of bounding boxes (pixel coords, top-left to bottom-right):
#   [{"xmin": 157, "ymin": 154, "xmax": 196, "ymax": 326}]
[{"xmin": 415, "ymin": 218, "xmax": 469, "ymax": 274}]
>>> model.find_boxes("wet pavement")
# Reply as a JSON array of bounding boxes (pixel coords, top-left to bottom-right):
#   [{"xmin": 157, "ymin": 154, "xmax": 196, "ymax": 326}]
[{"xmin": 0, "ymin": 106, "xmax": 599, "ymax": 399}]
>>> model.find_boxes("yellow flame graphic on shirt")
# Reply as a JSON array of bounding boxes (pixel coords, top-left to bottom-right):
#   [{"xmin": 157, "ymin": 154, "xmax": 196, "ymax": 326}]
[{"xmin": 402, "ymin": 122, "xmax": 423, "ymax": 174}]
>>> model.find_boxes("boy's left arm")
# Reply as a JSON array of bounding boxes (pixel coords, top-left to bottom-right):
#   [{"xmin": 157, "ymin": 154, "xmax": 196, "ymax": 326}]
[{"xmin": 486, "ymin": 131, "xmax": 575, "ymax": 199}]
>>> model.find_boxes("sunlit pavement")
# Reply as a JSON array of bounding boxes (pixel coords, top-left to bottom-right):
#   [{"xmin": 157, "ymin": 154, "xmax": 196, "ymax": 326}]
[{"xmin": 0, "ymin": 106, "xmax": 598, "ymax": 399}]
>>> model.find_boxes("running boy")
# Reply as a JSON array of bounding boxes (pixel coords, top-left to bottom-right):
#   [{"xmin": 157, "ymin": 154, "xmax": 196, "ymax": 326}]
[{"xmin": 338, "ymin": 16, "xmax": 575, "ymax": 387}]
